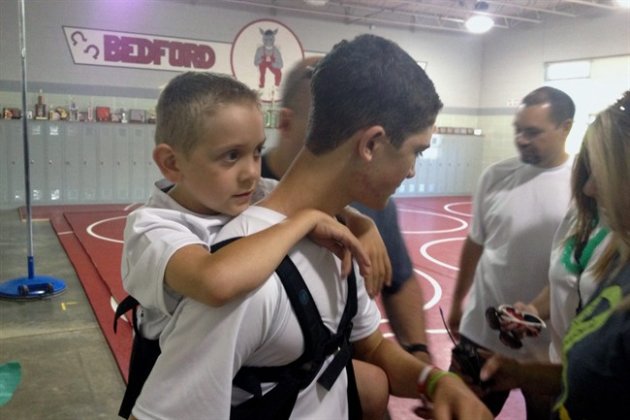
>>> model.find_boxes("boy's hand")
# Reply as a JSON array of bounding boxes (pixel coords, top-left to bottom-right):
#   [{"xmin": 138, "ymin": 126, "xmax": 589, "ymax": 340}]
[
  {"xmin": 307, "ymin": 214, "xmax": 372, "ymax": 281},
  {"xmin": 356, "ymin": 218, "xmax": 392, "ymax": 298},
  {"xmin": 430, "ymin": 374, "xmax": 493, "ymax": 420},
  {"xmin": 341, "ymin": 208, "xmax": 392, "ymax": 298}
]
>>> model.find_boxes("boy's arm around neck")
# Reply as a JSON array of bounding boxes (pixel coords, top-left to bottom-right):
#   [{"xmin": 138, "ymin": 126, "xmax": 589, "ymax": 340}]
[{"xmin": 164, "ymin": 208, "xmax": 370, "ymax": 307}]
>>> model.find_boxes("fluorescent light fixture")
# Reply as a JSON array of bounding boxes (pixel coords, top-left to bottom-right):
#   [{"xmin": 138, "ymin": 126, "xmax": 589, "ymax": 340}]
[
  {"xmin": 304, "ymin": 0, "xmax": 329, "ymax": 6},
  {"xmin": 465, "ymin": 15, "xmax": 494, "ymax": 33},
  {"xmin": 545, "ymin": 61, "xmax": 591, "ymax": 80},
  {"xmin": 614, "ymin": 0, "xmax": 630, "ymax": 8}
]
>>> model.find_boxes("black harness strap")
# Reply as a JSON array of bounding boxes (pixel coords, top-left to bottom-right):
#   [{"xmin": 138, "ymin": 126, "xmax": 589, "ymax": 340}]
[
  {"xmin": 231, "ymin": 245, "xmax": 359, "ymax": 420},
  {"xmin": 114, "ymin": 294, "xmax": 160, "ymax": 419},
  {"xmin": 114, "ymin": 236, "xmax": 360, "ymax": 420},
  {"xmin": 114, "ymin": 294, "xmax": 140, "ymax": 334}
]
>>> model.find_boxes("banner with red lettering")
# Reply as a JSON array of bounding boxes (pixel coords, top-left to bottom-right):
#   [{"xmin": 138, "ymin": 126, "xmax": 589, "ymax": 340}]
[
  {"xmin": 62, "ymin": 21, "xmax": 306, "ymax": 103},
  {"xmin": 62, "ymin": 26, "xmax": 232, "ymax": 73}
]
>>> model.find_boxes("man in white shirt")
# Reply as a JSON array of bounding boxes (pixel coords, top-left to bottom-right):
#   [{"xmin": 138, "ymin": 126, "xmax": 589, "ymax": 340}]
[{"xmin": 448, "ymin": 86, "xmax": 575, "ymax": 418}]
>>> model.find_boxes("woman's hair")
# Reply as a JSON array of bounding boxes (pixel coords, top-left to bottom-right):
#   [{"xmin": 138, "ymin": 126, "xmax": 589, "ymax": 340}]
[
  {"xmin": 568, "ymin": 144, "xmax": 599, "ymax": 250},
  {"xmin": 585, "ymin": 91, "xmax": 630, "ymax": 279},
  {"xmin": 155, "ymin": 72, "xmax": 260, "ymax": 156}
]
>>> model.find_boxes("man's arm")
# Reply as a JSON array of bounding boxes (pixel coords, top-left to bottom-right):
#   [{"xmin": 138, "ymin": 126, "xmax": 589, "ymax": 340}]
[
  {"xmin": 382, "ymin": 276, "xmax": 431, "ymax": 362},
  {"xmin": 353, "ymin": 330, "xmax": 492, "ymax": 419},
  {"xmin": 166, "ymin": 208, "xmax": 370, "ymax": 307},
  {"xmin": 447, "ymin": 236, "xmax": 483, "ymax": 338}
]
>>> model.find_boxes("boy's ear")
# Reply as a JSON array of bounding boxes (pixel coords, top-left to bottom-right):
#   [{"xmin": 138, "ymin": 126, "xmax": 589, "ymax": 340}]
[
  {"xmin": 357, "ymin": 125, "xmax": 386, "ymax": 162},
  {"xmin": 153, "ymin": 143, "xmax": 181, "ymax": 183}
]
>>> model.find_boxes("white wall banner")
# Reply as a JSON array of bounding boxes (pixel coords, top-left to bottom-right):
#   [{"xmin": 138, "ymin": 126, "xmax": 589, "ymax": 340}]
[
  {"xmin": 63, "ymin": 26, "xmax": 233, "ymax": 73},
  {"xmin": 63, "ymin": 21, "xmax": 305, "ymax": 102}
]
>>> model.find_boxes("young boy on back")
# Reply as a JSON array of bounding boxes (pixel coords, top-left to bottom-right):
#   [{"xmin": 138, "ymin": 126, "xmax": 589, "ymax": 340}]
[{"xmin": 119, "ymin": 71, "xmax": 386, "ymax": 418}]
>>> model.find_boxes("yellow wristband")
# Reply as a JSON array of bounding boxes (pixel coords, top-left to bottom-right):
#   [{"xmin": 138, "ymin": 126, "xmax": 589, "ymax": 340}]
[
  {"xmin": 426, "ymin": 371, "xmax": 459, "ymax": 401},
  {"xmin": 416, "ymin": 365, "xmax": 438, "ymax": 397}
]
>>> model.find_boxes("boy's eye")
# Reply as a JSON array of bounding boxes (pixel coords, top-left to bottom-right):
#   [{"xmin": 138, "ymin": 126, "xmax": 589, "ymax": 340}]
[
  {"xmin": 225, "ymin": 150, "xmax": 240, "ymax": 162},
  {"xmin": 255, "ymin": 144, "xmax": 265, "ymax": 157}
]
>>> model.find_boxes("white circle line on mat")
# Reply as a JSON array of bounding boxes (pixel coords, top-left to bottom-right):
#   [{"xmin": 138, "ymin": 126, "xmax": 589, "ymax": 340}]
[
  {"xmin": 86, "ymin": 216, "xmax": 126, "ymax": 244},
  {"xmin": 420, "ymin": 237, "xmax": 465, "ymax": 271},
  {"xmin": 397, "ymin": 208, "xmax": 468, "ymax": 234},
  {"xmin": 443, "ymin": 201, "xmax": 472, "ymax": 217}
]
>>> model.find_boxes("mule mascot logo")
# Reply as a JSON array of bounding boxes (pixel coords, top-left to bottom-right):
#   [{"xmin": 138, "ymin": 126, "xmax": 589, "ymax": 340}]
[
  {"xmin": 231, "ymin": 19, "xmax": 304, "ymax": 103},
  {"xmin": 254, "ymin": 28, "xmax": 284, "ymax": 88}
]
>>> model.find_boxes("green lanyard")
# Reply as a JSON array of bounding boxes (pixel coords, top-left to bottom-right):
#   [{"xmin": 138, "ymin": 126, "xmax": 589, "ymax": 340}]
[
  {"xmin": 561, "ymin": 226, "xmax": 609, "ymax": 275},
  {"xmin": 561, "ymin": 225, "xmax": 609, "ymax": 313}
]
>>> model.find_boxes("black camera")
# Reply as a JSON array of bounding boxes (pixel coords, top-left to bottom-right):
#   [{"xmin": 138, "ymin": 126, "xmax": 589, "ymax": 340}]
[{"xmin": 451, "ymin": 339, "xmax": 485, "ymax": 386}]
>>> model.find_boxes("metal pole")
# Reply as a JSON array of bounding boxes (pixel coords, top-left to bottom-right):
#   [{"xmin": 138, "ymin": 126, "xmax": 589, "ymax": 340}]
[
  {"xmin": 0, "ymin": 0, "xmax": 66, "ymax": 299},
  {"xmin": 18, "ymin": 0, "xmax": 35, "ymax": 278}
]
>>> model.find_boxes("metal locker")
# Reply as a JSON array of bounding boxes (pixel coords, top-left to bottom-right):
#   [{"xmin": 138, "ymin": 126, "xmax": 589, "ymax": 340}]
[
  {"xmin": 97, "ymin": 125, "xmax": 114, "ymax": 201},
  {"xmin": 28, "ymin": 123, "xmax": 47, "ymax": 203},
  {"xmin": 81, "ymin": 125, "xmax": 99, "ymax": 200},
  {"xmin": 113, "ymin": 126, "xmax": 131, "ymax": 201},
  {"xmin": 63, "ymin": 123, "xmax": 82, "ymax": 202},
  {"xmin": 45, "ymin": 123, "xmax": 64, "ymax": 203},
  {"xmin": 0, "ymin": 122, "xmax": 10, "ymax": 205},
  {"xmin": 145, "ymin": 126, "xmax": 159, "ymax": 196},
  {"xmin": 130, "ymin": 127, "xmax": 147, "ymax": 202}
]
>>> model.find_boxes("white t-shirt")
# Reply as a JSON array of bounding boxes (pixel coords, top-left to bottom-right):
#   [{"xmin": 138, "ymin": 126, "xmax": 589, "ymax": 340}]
[
  {"xmin": 121, "ymin": 178, "xmax": 276, "ymax": 339},
  {"xmin": 460, "ymin": 156, "xmax": 572, "ymax": 361},
  {"xmin": 548, "ymin": 207, "xmax": 610, "ymax": 363},
  {"xmin": 132, "ymin": 205, "xmax": 381, "ymax": 419}
]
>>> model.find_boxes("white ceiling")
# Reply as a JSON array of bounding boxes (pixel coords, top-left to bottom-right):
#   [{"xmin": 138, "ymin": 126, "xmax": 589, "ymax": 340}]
[{"xmin": 182, "ymin": 0, "xmax": 627, "ymax": 34}]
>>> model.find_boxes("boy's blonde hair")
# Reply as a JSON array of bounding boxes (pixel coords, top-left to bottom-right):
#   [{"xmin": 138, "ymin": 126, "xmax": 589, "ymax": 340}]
[{"xmin": 155, "ymin": 72, "xmax": 260, "ymax": 155}]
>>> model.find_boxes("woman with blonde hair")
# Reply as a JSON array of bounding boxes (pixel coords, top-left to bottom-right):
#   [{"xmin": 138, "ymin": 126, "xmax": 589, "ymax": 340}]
[{"xmin": 553, "ymin": 91, "xmax": 630, "ymax": 419}]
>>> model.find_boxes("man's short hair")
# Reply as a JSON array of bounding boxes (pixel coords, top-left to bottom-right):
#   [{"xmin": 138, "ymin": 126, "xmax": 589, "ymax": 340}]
[
  {"xmin": 281, "ymin": 56, "xmax": 321, "ymax": 112},
  {"xmin": 306, "ymin": 34, "xmax": 443, "ymax": 155},
  {"xmin": 521, "ymin": 86, "xmax": 575, "ymax": 126},
  {"xmin": 155, "ymin": 72, "xmax": 259, "ymax": 155}
]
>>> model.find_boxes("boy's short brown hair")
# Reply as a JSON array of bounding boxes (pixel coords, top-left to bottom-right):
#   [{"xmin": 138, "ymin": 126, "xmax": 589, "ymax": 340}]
[{"xmin": 155, "ymin": 72, "xmax": 260, "ymax": 155}]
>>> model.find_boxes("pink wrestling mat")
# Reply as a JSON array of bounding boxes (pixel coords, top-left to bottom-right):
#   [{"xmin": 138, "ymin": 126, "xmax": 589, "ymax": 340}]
[{"xmin": 33, "ymin": 197, "xmax": 525, "ymax": 419}]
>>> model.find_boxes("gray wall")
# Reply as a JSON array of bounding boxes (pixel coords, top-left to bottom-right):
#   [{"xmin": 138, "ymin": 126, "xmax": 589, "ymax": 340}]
[
  {"xmin": 0, "ymin": 0, "xmax": 483, "ymax": 110},
  {"xmin": 479, "ymin": 11, "xmax": 630, "ymax": 109},
  {"xmin": 1, "ymin": 0, "xmax": 629, "ymax": 207}
]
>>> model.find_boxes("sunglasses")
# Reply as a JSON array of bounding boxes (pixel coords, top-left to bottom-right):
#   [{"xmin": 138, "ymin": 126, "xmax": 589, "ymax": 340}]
[{"xmin": 485, "ymin": 305, "xmax": 546, "ymax": 350}]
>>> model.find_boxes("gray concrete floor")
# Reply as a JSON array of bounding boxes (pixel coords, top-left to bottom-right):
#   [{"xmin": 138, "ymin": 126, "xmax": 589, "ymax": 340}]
[{"xmin": 0, "ymin": 208, "xmax": 125, "ymax": 419}]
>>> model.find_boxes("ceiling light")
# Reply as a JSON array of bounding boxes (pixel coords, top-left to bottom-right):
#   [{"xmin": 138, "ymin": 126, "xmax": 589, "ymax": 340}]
[
  {"xmin": 465, "ymin": 15, "xmax": 494, "ymax": 33},
  {"xmin": 304, "ymin": 0, "xmax": 329, "ymax": 6},
  {"xmin": 465, "ymin": 1, "xmax": 494, "ymax": 34}
]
